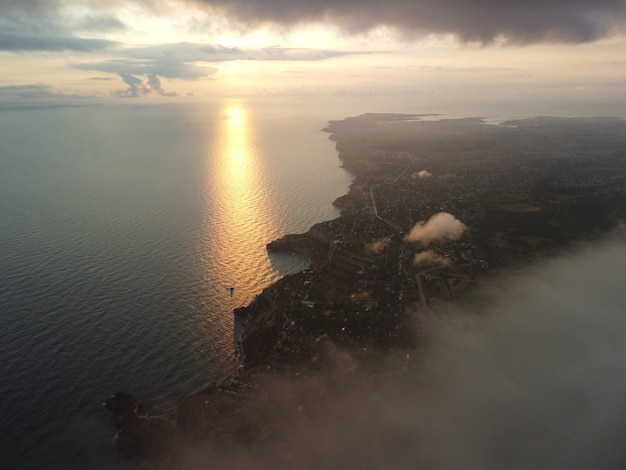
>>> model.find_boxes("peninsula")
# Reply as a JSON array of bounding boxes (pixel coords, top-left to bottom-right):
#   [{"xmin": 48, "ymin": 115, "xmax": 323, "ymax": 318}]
[{"xmin": 106, "ymin": 113, "xmax": 626, "ymax": 467}]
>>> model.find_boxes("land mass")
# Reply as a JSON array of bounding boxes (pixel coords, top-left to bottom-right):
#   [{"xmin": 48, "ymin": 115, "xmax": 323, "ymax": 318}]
[{"xmin": 105, "ymin": 114, "xmax": 626, "ymax": 467}]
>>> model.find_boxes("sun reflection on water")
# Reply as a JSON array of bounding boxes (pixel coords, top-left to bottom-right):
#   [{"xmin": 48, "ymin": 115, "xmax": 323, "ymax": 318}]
[
  {"xmin": 205, "ymin": 102, "xmax": 281, "ymax": 308},
  {"xmin": 187, "ymin": 101, "xmax": 323, "ymax": 381},
  {"xmin": 193, "ymin": 102, "xmax": 314, "ymax": 376}
]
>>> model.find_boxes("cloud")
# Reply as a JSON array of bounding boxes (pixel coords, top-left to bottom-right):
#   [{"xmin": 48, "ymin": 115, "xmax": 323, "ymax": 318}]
[
  {"xmin": 170, "ymin": 231, "xmax": 626, "ymax": 469},
  {"xmin": 119, "ymin": 42, "xmax": 366, "ymax": 64},
  {"xmin": 0, "ymin": 31, "xmax": 117, "ymax": 52},
  {"xmin": 0, "ymin": 83, "xmax": 61, "ymax": 99},
  {"xmin": 188, "ymin": 0, "xmax": 626, "ymax": 44},
  {"xmin": 405, "ymin": 212, "xmax": 467, "ymax": 244},
  {"xmin": 146, "ymin": 73, "xmax": 179, "ymax": 97},
  {"xmin": 413, "ymin": 249, "xmax": 451, "ymax": 267},
  {"xmin": 0, "ymin": 0, "xmax": 63, "ymax": 15},
  {"xmin": 2, "ymin": 0, "xmax": 625, "ymax": 49},
  {"xmin": 76, "ymin": 15, "xmax": 127, "ymax": 33},
  {"xmin": 113, "ymin": 72, "xmax": 149, "ymax": 98},
  {"xmin": 73, "ymin": 42, "xmax": 369, "ymax": 80},
  {"xmin": 365, "ymin": 237, "xmax": 392, "ymax": 254},
  {"xmin": 74, "ymin": 58, "xmax": 216, "ymax": 81},
  {"xmin": 0, "ymin": 3, "xmax": 123, "ymax": 52},
  {"xmin": 401, "ymin": 234, "xmax": 626, "ymax": 469},
  {"xmin": 111, "ymin": 72, "xmax": 181, "ymax": 98},
  {"xmin": 414, "ymin": 169, "xmax": 432, "ymax": 179},
  {"xmin": 0, "ymin": 83, "xmax": 97, "ymax": 103}
]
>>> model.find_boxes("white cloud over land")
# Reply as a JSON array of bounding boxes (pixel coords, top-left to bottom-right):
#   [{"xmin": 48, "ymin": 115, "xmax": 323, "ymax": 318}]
[
  {"xmin": 405, "ymin": 212, "xmax": 467, "ymax": 245},
  {"xmin": 413, "ymin": 249, "xmax": 451, "ymax": 267}
]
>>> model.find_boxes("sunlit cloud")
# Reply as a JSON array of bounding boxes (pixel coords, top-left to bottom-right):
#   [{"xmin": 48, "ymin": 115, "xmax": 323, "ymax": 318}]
[{"xmin": 405, "ymin": 212, "xmax": 467, "ymax": 245}]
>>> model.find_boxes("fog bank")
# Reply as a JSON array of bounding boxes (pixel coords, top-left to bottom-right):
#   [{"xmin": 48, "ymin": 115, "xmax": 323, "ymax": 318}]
[{"xmin": 178, "ymin": 231, "xmax": 626, "ymax": 469}]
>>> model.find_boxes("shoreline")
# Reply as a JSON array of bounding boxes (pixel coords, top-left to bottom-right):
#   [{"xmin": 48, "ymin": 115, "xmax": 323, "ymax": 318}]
[{"xmin": 105, "ymin": 113, "xmax": 626, "ymax": 465}]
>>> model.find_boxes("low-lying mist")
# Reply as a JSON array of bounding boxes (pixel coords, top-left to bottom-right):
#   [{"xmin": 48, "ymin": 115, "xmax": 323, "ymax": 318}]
[{"xmin": 178, "ymin": 230, "xmax": 626, "ymax": 469}]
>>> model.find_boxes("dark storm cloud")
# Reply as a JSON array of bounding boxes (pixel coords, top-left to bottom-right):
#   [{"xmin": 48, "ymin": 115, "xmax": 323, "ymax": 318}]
[{"xmin": 189, "ymin": 0, "xmax": 626, "ymax": 43}]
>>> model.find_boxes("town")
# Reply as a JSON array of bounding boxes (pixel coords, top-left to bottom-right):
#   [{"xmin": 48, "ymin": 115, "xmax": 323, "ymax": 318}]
[{"xmin": 239, "ymin": 114, "xmax": 626, "ymax": 371}]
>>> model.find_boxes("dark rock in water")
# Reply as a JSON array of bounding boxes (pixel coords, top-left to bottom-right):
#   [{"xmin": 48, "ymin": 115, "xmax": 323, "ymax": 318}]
[
  {"xmin": 104, "ymin": 391, "xmax": 138, "ymax": 416},
  {"xmin": 105, "ymin": 391, "xmax": 174, "ymax": 459}
]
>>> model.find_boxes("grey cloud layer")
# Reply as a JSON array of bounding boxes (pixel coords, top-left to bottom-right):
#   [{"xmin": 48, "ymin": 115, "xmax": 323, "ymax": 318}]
[
  {"xmin": 71, "ymin": 43, "xmax": 360, "ymax": 97},
  {"xmin": 191, "ymin": 0, "xmax": 626, "ymax": 43},
  {"xmin": 0, "ymin": 1, "xmax": 123, "ymax": 52},
  {"xmin": 0, "ymin": 31, "xmax": 116, "ymax": 52},
  {"xmin": 73, "ymin": 43, "xmax": 366, "ymax": 80},
  {"xmin": 0, "ymin": 83, "xmax": 61, "ymax": 99}
]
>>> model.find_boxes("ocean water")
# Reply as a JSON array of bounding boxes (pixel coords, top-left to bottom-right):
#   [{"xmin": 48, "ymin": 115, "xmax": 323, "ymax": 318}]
[{"xmin": 0, "ymin": 99, "xmax": 353, "ymax": 468}]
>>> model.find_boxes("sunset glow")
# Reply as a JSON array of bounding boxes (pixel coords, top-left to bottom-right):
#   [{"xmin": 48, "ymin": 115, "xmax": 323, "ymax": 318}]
[{"xmin": 0, "ymin": 0, "xmax": 623, "ymax": 114}]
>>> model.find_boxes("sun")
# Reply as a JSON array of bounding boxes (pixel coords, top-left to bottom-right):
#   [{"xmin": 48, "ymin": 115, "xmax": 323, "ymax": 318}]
[{"xmin": 219, "ymin": 36, "xmax": 240, "ymax": 49}]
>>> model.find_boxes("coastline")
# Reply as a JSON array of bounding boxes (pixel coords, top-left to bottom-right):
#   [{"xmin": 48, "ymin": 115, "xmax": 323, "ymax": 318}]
[
  {"xmin": 105, "ymin": 113, "xmax": 626, "ymax": 466},
  {"xmin": 103, "ymin": 116, "xmax": 401, "ymax": 462}
]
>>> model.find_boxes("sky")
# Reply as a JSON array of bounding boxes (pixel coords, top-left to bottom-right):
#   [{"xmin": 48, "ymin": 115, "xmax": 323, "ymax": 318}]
[{"xmin": 1, "ymin": 0, "xmax": 625, "ymax": 113}]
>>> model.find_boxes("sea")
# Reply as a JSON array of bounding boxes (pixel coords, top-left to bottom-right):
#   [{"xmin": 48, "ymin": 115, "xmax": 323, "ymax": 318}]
[{"xmin": 0, "ymin": 97, "xmax": 360, "ymax": 469}]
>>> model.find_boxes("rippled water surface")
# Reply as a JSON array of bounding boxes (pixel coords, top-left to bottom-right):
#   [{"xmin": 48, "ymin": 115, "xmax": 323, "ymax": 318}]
[{"xmin": 0, "ymin": 99, "xmax": 353, "ymax": 468}]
